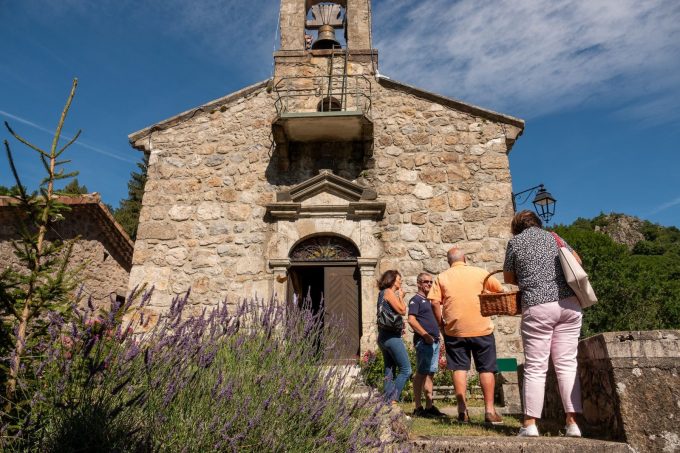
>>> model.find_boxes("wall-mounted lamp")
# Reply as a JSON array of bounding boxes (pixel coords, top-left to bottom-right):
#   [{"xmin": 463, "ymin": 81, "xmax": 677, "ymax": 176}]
[{"xmin": 512, "ymin": 184, "xmax": 556, "ymax": 223}]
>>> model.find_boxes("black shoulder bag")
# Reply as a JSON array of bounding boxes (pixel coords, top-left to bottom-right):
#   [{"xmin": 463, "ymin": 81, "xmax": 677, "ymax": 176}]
[{"xmin": 376, "ymin": 290, "xmax": 404, "ymax": 332}]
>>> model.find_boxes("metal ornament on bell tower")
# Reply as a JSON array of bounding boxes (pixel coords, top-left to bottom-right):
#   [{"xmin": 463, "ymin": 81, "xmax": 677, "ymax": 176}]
[{"xmin": 307, "ymin": 3, "xmax": 344, "ymax": 50}]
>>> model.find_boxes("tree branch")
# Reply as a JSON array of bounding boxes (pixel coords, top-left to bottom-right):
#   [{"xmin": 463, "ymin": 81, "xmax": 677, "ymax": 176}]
[
  {"xmin": 56, "ymin": 129, "xmax": 81, "ymax": 156},
  {"xmin": 4, "ymin": 140, "xmax": 28, "ymax": 200},
  {"xmin": 4, "ymin": 122, "xmax": 48, "ymax": 157}
]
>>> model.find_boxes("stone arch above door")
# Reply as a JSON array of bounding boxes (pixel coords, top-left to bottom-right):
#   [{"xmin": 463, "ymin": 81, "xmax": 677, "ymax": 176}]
[{"xmin": 289, "ymin": 234, "xmax": 359, "ymax": 262}]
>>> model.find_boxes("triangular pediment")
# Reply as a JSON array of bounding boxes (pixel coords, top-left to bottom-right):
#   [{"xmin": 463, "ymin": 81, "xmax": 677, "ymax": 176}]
[
  {"xmin": 266, "ymin": 170, "xmax": 384, "ymax": 221},
  {"xmin": 301, "ymin": 191, "xmax": 350, "ymax": 206},
  {"xmin": 276, "ymin": 170, "xmax": 377, "ymax": 203}
]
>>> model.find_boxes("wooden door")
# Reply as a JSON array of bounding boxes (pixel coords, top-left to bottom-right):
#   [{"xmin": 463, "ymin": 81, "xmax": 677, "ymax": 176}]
[{"xmin": 323, "ymin": 266, "xmax": 361, "ymax": 361}]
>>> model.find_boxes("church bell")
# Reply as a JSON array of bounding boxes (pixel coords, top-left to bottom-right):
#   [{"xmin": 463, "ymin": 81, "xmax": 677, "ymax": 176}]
[{"xmin": 312, "ymin": 24, "xmax": 341, "ymax": 50}]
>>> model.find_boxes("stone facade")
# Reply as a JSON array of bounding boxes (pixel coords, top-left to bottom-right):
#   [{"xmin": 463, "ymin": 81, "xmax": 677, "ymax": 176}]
[
  {"xmin": 128, "ymin": 0, "xmax": 525, "ymax": 360},
  {"xmin": 0, "ymin": 194, "xmax": 133, "ymax": 308}
]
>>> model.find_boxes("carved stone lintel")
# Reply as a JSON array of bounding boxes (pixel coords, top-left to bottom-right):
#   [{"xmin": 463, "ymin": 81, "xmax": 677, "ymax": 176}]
[
  {"xmin": 357, "ymin": 257, "xmax": 378, "ymax": 271},
  {"xmin": 269, "ymin": 258, "xmax": 291, "ymax": 270}
]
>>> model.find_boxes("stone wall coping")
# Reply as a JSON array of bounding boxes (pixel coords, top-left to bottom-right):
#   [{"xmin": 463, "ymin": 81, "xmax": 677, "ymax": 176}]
[
  {"xmin": 273, "ymin": 49, "xmax": 377, "ymax": 58},
  {"xmin": 0, "ymin": 193, "xmax": 134, "ymax": 271},
  {"xmin": 127, "ymin": 79, "xmax": 271, "ymax": 149},
  {"xmin": 376, "ymin": 75, "xmax": 525, "ymax": 132},
  {"xmin": 579, "ymin": 330, "xmax": 680, "ymax": 360}
]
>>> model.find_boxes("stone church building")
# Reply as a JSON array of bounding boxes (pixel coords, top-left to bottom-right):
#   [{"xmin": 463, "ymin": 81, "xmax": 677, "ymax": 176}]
[{"xmin": 128, "ymin": 0, "xmax": 525, "ymax": 361}]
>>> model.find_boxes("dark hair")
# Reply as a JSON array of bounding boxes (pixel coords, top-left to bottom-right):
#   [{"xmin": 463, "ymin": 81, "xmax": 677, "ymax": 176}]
[
  {"xmin": 511, "ymin": 210, "xmax": 543, "ymax": 235},
  {"xmin": 378, "ymin": 270, "xmax": 401, "ymax": 290}
]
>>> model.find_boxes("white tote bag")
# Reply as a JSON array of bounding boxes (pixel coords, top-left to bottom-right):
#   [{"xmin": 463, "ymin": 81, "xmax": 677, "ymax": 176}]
[{"xmin": 550, "ymin": 232, "xmax": 598, "ymax": 308}]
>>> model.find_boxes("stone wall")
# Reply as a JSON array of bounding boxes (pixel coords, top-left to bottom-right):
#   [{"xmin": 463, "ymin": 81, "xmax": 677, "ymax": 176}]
[
  {"xmin": 130, "ymin": 86, "xmax": 276, "ymax": 314},
  {"xmin": 543, "ymin": 330, "xmax": 680, "ymax": 452},
  {"xmin": 129, "ymin": 35, "xmax": 526, "ymax": 358},
  {"xmin": 366, "ymin": 82, "xmax": 522, "ymax": 358},
  {"xmin": 0, "ymin": 206, "xmax": 130, "ymax": 308},
  {"xmin": 129, "ymin": 73, "xmax": 524, "ymax": 359}
]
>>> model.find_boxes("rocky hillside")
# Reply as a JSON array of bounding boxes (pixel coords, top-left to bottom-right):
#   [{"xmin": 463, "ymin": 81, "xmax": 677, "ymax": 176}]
[
  {"xmin": 569, "ymin": 213, "xmax": 680, "ymax": 256},
  {"xmin": 593, "ymin": 214, "xmax": 644, "ymax": 249}
]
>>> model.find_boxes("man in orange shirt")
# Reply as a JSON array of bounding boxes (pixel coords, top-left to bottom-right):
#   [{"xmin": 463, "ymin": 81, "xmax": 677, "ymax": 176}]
[{"xmin": 428, "ymin": 247, "xmax": 504, "ymax": 424}]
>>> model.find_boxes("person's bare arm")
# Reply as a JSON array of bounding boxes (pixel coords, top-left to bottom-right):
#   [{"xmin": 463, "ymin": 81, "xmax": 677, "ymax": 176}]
[
  {"xmin": 384, "ymin": 289, "xmax": 407, "ymax": 315},
  {"xmin": 486, "ymin": 275, "xmax": 504, "ymax": 293},
  {"xmin": 408, "ymin": 315, "xmax": 434, "ymax": 344},
  {"xmin": 430, "ymin": 299, "xmax": 443, "ymax": 329},
  {"xmin": 572, "ymin": 250, "xmax": 582, "ymax": 265}
]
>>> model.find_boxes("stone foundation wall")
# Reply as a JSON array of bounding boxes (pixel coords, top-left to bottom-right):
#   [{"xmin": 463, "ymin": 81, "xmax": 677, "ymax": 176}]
[
  {"xmin": 543, "ymin": 330, "xmax": 680, "ymax": 452},
  {"xmin": 0, "ymin": 209, "xmax": 130, "ymax": 308}
]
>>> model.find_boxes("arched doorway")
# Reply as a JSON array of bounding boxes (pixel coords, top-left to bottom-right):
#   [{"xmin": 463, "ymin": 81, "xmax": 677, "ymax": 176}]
[{"xmin": 287, "ymin": 235, "xmax": 361, "ymax": 361}]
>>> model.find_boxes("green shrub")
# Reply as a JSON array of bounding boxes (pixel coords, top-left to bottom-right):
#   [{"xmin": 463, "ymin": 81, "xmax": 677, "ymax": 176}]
[{"xmin": 358, "ymin": 343, "xmax": 456, "ymax": 403}]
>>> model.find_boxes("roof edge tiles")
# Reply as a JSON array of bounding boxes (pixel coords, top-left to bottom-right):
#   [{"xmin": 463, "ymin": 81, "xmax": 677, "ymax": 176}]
[
  {"xmin": 128, "ymin": 79, "xmax": 271, "ymax": 150},
  {"xmin": 0, "ymin": 193, "xmax": 134, "ymax": 271},
  {"xmin": 376, "ymin": 76, "xmax": 524, "ymax": 152}
]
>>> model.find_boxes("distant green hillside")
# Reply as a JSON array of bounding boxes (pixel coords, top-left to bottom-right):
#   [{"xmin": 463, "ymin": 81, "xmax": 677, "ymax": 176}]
[{"xmin": 552, "ymin": 214, "xmax": 680, "ymax": 337}]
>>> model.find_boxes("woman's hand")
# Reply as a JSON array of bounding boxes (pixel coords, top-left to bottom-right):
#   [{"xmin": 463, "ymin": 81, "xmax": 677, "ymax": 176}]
[{"xmin": 384, "ymin": 288, "xmax": 407, "ymax": 315}]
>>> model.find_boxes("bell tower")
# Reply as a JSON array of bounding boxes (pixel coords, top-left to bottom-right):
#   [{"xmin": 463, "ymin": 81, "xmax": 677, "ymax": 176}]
[
  {"xmin": 272, "ymin": 0, "xmax": 376, "ymax": 165},
  {"xmin": 278, "ymin": 0, "xmax": 373, "ymax": 53}
]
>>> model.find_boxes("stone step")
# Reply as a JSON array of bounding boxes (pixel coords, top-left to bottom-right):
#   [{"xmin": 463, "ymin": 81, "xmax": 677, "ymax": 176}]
[{"xmin": 409, "ymin": 436, "xmax": 633, "ymax": 453}]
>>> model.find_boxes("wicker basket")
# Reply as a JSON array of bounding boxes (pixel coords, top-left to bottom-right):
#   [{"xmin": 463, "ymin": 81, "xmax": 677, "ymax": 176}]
[{"xmin": 478, "ymin": 270, "xmax": 521, "ymax": 316}]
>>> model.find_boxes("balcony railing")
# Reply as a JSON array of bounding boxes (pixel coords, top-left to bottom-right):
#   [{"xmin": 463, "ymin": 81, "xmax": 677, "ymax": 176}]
[{"xmin": 273, "ymin": 74, "xmax": 372, "ymax": 117}]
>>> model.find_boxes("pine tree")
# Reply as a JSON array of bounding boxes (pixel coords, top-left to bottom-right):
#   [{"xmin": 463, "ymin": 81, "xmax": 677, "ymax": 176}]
[
  {"xmin": 59, "ymin": 177, "xmax": 88, "ymax": 195},
  {"xmin": 0, "ymin": 79, "xmax": 81, "ymax": 408},
  {"xmin": 114, "ymin": 152, "xmax": 148, "ymax": 240},
  {"xmin": 0, "ymin": 185, "xmax": 27, "ymax": 196}
]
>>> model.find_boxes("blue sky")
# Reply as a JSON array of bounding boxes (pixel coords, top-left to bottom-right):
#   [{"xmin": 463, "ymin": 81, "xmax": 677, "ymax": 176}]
[{"xmin": 1, "ymin": 0, "xmax": 679, "ymax": 227}]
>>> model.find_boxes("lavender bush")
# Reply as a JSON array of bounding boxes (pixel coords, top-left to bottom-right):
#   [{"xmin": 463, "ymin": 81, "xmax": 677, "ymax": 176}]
[{"xmin": 2, "ymin": 290, "xmax": 401, "ymax": 452}]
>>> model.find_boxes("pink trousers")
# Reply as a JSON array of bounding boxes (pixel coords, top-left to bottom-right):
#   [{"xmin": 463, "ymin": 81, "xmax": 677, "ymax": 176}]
[{"xmin": 521, "ymin": 296, "xmax": 582, "ymax": 418}]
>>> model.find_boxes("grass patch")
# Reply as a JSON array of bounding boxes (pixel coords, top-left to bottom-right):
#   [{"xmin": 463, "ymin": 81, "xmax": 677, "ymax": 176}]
[{"xmin": 398, "ymin": 403, "xmax": 522, "ymax": 437}]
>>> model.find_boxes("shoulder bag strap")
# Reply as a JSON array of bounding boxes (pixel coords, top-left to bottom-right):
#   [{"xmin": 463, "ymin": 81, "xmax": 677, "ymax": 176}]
[{"xmin": 550, "ymin": 231, "xmax": 565, "ymax": 248}]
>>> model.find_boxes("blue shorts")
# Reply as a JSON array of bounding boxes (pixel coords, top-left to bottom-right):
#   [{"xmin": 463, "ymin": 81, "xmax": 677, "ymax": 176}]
[{"xmin": 414, "ymin": 338, "xmax": 440, "ymax": 374}]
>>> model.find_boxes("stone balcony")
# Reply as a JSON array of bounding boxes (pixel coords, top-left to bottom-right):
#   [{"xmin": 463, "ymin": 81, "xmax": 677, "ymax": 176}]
[{"xmin": 271, "ymin": 74, "xmax": 373, "ymax": 145}]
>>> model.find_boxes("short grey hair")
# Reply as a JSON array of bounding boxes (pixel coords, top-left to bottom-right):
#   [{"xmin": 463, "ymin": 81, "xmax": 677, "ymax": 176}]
[{"xmin": 416, "ymin": 272, "xmax": 431, "ymax": 283}]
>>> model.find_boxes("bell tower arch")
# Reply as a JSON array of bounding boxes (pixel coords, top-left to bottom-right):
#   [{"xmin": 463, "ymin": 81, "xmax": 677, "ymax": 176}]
[{"xmin": 278, "ymin": 0, "xmax": 373, "ymax": 52}]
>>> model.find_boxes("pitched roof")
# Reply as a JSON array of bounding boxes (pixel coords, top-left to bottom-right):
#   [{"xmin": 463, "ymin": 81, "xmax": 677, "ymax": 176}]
[
  {"xmin": 0, "ymin": 193, "xmax": 134, "ymax": 272},
  {"xmin": 128, "ymin": 79, "xmax": 271, "ymax": 150},
  {"xmin": 127, "ymin": 75, "xmax": 525, "ymax": 152},
  {"xmin": 376, "ymin": 75, "xmax": 525, "ymax": 129}
]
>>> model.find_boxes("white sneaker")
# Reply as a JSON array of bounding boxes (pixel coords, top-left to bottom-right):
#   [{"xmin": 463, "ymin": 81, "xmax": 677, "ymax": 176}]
[
  {"xmin": 565, "ymin": 423, "xmax": 582, "ymax": 437},
  {"xmin": 517, "ymin": 424, "xmax": 540, "ymax": 437}
]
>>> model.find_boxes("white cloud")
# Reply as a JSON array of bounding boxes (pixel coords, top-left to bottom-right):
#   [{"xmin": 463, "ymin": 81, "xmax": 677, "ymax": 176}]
[
  {"xmin": 648, "ymin": 196, "xmax": 680, "ymax": 215},
  {"xmin": 372, "ymin": 0, "xmax": 680, "ymax": 121}
]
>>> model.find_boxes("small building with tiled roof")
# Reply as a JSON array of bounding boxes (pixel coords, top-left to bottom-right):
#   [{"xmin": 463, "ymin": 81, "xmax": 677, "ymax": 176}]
[{"xmin": 0, "ymin": 193, "xmax": 133, "ymax": 307}]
